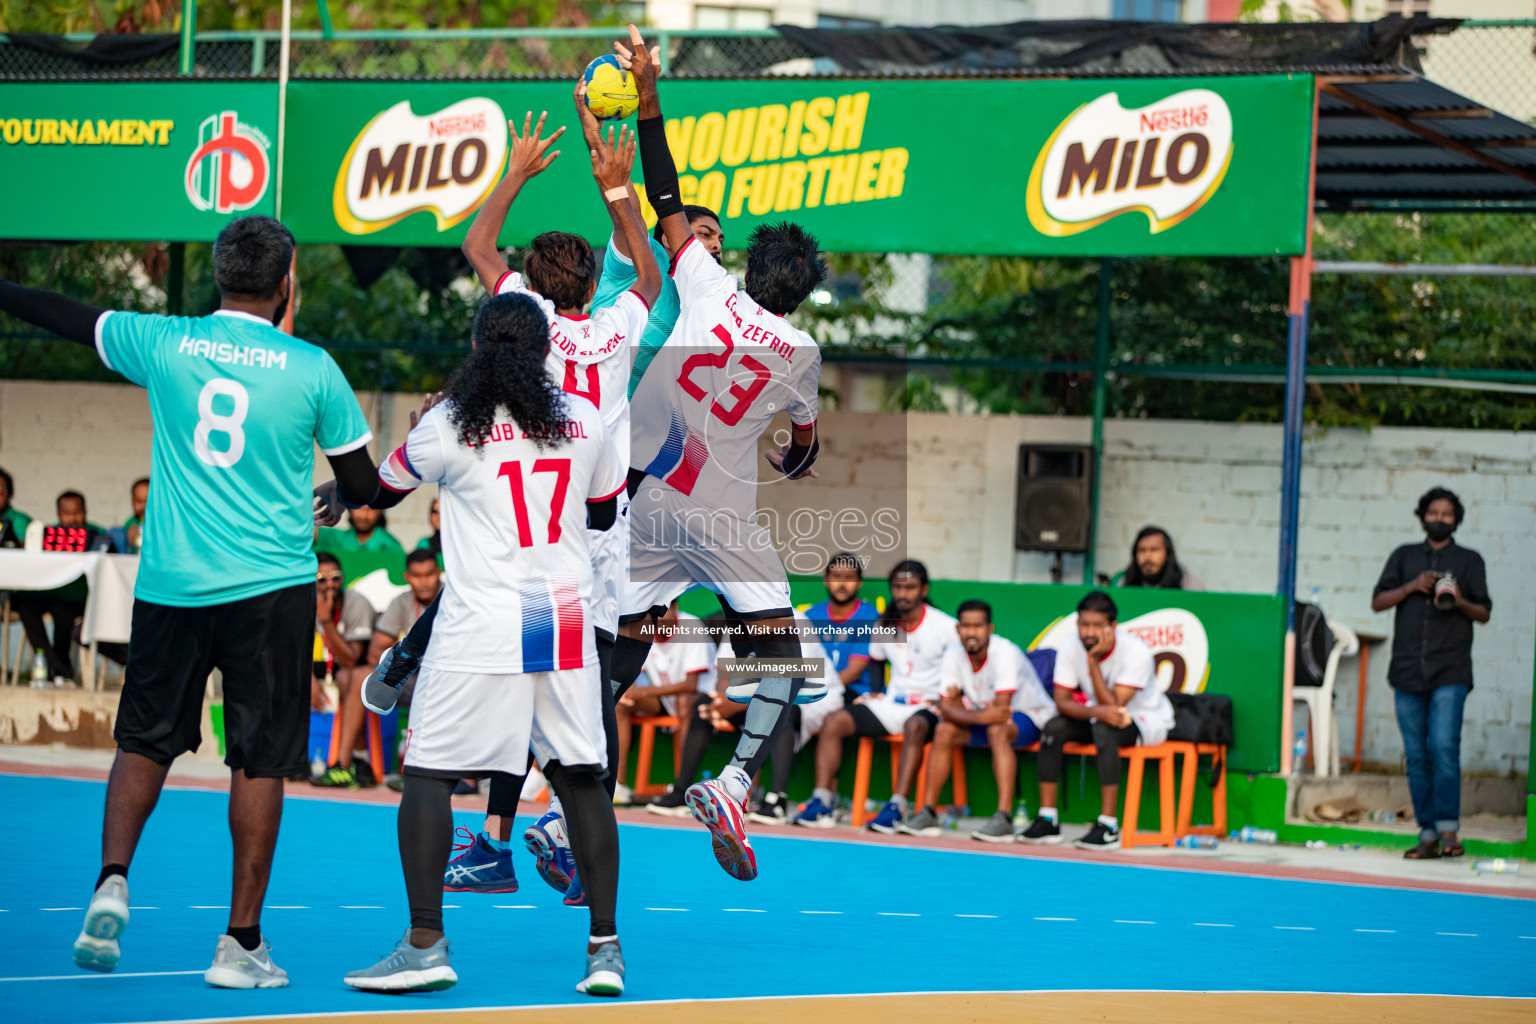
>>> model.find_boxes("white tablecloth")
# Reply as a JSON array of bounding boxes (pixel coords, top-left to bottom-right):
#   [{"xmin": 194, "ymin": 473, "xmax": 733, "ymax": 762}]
[{"xmin": 0, "ymin": 550, "xmax": 138, "ymax": 644}]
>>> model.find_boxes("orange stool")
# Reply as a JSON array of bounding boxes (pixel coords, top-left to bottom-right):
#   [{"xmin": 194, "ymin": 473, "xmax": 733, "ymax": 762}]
[
  {"xmin": 632, "ymin": 714, "xmax": 738, "ymax": 797},
  {"xmin": 631, "ymin": 714, "xmax": 680, "ymax": 797},
  {"xmin": 1173, "ymin": 742, "xmax": 1229, "ymax": 839},
  {"xmin": 1020, "ymin": 740, "xmax": 1178, "ymax": 849},
  {"xmin": 327, "ymin": 707, "xmax": 386, "ymax": 781},
  {"xmin": 849, "ymin": 736, "xmax": 967, "ymax": 828}
]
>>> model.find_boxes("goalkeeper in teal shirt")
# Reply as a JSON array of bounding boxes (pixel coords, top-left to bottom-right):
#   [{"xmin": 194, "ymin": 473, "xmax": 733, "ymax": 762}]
[
  {"xmin": 0, "ymin": 215, "xmax": 403, "ymax": 990},
  {"xmin": 590, "ymin": 199, "xmax": 723, "ymax": 397}
]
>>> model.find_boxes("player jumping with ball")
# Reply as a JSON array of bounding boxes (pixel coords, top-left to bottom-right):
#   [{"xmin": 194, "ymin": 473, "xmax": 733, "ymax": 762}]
[{"xmin": 609, "ymin": 24, "xmax": 829, "ymax": 881}]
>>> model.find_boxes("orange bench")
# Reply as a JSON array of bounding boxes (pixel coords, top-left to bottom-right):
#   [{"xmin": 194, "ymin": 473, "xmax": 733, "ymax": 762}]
[
  {"xmin": 631, "ymin": 713, "xmax": 736, "ymax": 797},
  {"xmin": 849, "ymin": 736, "xmax": 968, "ymax": 828},
  {"xmin": 327, "ymin": 707, "xmax": 387, "ymax": 783},
  {"xmin": 1172, "ymin": 741, "xmax": 1229, "ymax": 839}
]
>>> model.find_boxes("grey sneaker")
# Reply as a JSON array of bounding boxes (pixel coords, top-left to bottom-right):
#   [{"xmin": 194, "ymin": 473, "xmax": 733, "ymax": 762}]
[
  {"xmin": 362, "ymin": 643, "xmax": 417, "ymax": 715},
  {"xmin": 897, "ymin": 805, "xmax": 943, "ymax": 836},
  {"xmin": 971, "ymin": 810, "xmax": 1016, "ymax": 844},
  {"xmin": 73, "ymin": 874, "xmax": 129, "ymax": 973},
  {"xmin": 344, "ymin": 931, "xmax": 456, "ymax": 993},
  {"xmin": 575, "ymin": 941, "xmax": 625, "ymax": 997},
  {"xmin": 725, "ymin": 677, "xmax": 828, "ymax": 705},
  {"xmin": 204, "ymin": 934, "xmax": 289, "ymax": 989}
]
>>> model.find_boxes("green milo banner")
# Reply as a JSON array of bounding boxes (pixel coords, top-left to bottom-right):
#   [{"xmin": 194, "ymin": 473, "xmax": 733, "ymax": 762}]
[
  {"xmin": 0, "ymin": 82, "xmax": 279, "ymax": 242},
  {"xmin": 282, "ymin": 74, "xmax": 1313, "ymax": 256},
  {"xmin": 683, "ymin": 580, "xmax": 1284, "ymax": 773}
]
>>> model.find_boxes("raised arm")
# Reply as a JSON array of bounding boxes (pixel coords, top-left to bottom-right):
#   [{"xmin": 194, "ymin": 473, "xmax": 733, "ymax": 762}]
[
  {"xmin": 0, "ymin": 280, "xmax": 105, "ymax": 347},
  {"xmin": 460, "ymin": 111, "xmax": 566, "ymax": 293},
  {"xmin": 578, "ymin": 98, "xmax": 662, "ymax": 309},
  {"xmin": 615, "ymin": 25, "xmax": 691, "ymax": 256}
]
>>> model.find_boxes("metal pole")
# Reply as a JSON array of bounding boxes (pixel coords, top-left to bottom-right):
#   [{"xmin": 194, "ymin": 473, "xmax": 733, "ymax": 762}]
[
  {"xmin": 167, "ymin": 243, "xmax": 185, "ymax": 316},
  {"xmin": 658, "ymin": 31, "xmax": 671, "ymax": 76},
  {"xmin": 1278, "ymin": 80, "xmax": 1320, "ymax": 777},
  {"xmin": 316, "ymin": 0, "xmax": 335, "ymax": 39},
  {"xmin": 1085, "ymin": 257, "xmax": 1113, "ymax": 585},
  {"xmin": 276, "ymin": 0, "xmax": 291, "ymax": 220},
  {"xmin": 179, "ymin": 0, "xmax": 196, "ymax": 75}
]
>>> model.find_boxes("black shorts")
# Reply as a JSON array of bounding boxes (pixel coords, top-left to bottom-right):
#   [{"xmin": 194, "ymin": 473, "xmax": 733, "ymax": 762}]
[
  {"xmin": 115, "ymin": 581, "xmax": 314, "ymax": 778},
  {"xmin": 847, "ymin": 703, "xmax": 939, "ymax": 738}
]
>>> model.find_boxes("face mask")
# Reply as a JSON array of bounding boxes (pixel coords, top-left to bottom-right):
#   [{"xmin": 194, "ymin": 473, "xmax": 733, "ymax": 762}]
[{"xmin": 1424, "ymin": 520, "xmax": 1455, "ymax": 542}]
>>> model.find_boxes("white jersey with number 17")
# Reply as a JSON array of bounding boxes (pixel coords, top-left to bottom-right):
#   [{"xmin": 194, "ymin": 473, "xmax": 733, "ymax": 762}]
[
  {"xmin": 629, "ymin": 236, "xmax": 821, "ymax": 519},
  {"xmin": 377, "ymin": 397, "xmax": 626, "ymax": 675}
]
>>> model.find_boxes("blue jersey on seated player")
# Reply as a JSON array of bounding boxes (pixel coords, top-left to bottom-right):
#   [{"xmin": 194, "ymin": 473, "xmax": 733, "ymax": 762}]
[{"xmin": 801, "ymin": 552, "xmax": 881, "ymax": 699}]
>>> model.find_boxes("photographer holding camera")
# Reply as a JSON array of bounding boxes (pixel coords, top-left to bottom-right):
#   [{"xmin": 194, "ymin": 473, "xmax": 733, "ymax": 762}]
[{"xmin": 1371, "ymin": 487, "xmax": 1491, "ymax": 860}]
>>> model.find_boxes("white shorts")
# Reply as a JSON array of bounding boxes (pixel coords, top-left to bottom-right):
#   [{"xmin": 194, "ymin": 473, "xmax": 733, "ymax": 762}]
[
  {"xmin": 860, "ymin": 694, "xmax": 923, "ymax": 735},
  {"xmin": 588, "ymin": 498, "xmax": 629, "ymax": 639},
  {"xmin": 796, "ymin": 688, "xmax": 845, "ymax": 750},
  {"xmin": 403, "ymin": 664, "xmax": 606, "ymax": 774},
  {"xmin": 622, "ymin": 483, "xmax": 792, "ymax": 620}
]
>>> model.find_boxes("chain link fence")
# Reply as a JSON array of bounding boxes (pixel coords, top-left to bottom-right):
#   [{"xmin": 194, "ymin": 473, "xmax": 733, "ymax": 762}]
[{"xmin": 1419, "ymin": 21, "xmax": 1536, "ymax": 125}]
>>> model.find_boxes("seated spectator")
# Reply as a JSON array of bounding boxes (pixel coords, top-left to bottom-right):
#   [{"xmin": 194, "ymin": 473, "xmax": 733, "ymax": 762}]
[
  {"xmin": 1113, "ymin": 525, "xmax": 1204, "ymax": 590},
  {"xmin": 416, "ymin": 498, "xmax": 442, "ymax": 555},
  {"xmin": 14, "ymin": 490, "xmax": 109, "ymax": 683},
  {"xmin": 109, "ymin": 477, "xmax": 150, "ymax": 555},
  {"xmin": 1020, "ymin": 590, "xmax": 1175, "ymax": 850},
  {"xmin": 795, "ymin": 560, "xmax": 960, "ymax": 832},
  {"xmin": 0, "ymin": 465, "xmax": 31, "ymax": 548},
  {"xmin": 803, "ymin": 552, "xmax": 880, "ymax": 699},
  {"xmin": 311, "ymin": 552, "xmax": 378, "ymax": 788},
  {"xmin": 615, "ymin": 600, "xmax": 717, "ymax": 803},
  {"xmin": 901, "ymin": 600, "xmax": 1056, "ymax": 842},
  {"xmin": 317, "ymin": 505, "xmax": 404, "ymax": 554}
]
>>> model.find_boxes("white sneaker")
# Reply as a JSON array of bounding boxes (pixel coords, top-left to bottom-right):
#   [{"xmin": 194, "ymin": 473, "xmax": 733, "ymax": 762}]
[
  {"xmin": 612, "ymin": 782, "xmax": 633, "ymax": 805},
  {"xmin": 73, "ymin": 874, "xmax": 129, "ymax": 972},
  {"xmin": 204, "ymin": 934, "xmax": 290, "ymax": 988}
]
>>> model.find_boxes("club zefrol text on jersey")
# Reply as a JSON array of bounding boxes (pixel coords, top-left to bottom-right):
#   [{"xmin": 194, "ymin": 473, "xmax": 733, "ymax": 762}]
[{"xmin": 469, "ymin": 421, "xmax": 590, "ymax": 446}]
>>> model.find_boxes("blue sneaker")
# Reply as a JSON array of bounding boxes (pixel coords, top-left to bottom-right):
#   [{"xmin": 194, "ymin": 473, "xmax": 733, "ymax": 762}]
[
  {"xmin": 792, "ymin": 796, "xmax": 837, "ymax": 830},
  {"xmin": 443, "ymin": 827, "xmax": 518, "ymax": 893},
  {"xmin": 561, "ymin": 868, "xmax": 587, "ymax": 907},
  {"xmin": 523, "ymin": 811, "xmax": 576, "ymax": 894},
  {"xmin": 865, "ymin": 801, "xmax": 904, "ymax": 834}
]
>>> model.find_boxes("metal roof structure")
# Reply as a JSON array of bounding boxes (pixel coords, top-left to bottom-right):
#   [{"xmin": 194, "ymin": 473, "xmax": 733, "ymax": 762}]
[{"xmin": 1317, "ymin": 74, "xmax": 1536, "ymax": 211}]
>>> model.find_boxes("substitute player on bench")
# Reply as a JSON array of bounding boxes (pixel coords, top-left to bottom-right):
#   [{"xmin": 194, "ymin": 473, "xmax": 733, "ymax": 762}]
[
  {"xmin": 0, "ymin": 216, "xmax": 388, "ymax": 988},
  {"xmin": 607, "ymin": 24, "xmax": 828, "ymax": 882}
]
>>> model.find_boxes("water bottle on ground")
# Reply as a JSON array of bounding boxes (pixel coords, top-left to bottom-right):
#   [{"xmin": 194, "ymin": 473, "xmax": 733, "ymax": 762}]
[
  {"xmin": 1012, "ymin": 799, "xmax": 1030, "ymax": 837},
  {"xmin": 1230, "ymin": 825, "xmax": 1279, "ymax": 844},
  {"xmin": 1291, "ymin": 730, "xmax": 1308, "ymax": 776},
  {"xmin": 30, "ymin": 651, "xmax": 48, "ymax": 688},
  {"xmin": 1176, "ymin": 835, "xmax": 1219, "ymax": 850},
  {"xmin": 1471, "ymin": 859, "xmax": 1520, "ymax": 875},
  {"xmin": 1368, "ymin": 809, "xmax": 1395, "ymax": 824},
  {"xmin": 938, "ymin": 808, "xmax": 958, "ymax": 830}
]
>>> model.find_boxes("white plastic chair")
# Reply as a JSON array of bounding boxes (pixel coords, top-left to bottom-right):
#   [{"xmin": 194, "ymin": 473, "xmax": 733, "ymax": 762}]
[
  {"xmin": 1293, "ymin": 620, "xmax": 1359, "ymax": 777},
  {"xmin": 348, "ymin": 567, "xmax": 410, "ymax": 616}
]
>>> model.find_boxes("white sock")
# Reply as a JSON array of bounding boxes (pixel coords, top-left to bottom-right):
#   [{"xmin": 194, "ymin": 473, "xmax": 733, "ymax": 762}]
[
  {"xmin": 1098, "ymin": 814, "xmax": 1119, "ymax": 830},
  {"xmin": 813, "ymin": 787, "xmax": 837, "ymax": 808},
  {"xmin": 891, "ymin": 793, "xmax": 909, "ymax": 812},
  {"xmin": 549, "ymin": 794, "xmax": 564, "ymax": 818},
  {"xmin": 1039, "ymin": 806, "xmax": 1058, "ymax": 823},
  {"xmin": 719, "ymin": 765, "xmax": 751, "ymax": 806}
]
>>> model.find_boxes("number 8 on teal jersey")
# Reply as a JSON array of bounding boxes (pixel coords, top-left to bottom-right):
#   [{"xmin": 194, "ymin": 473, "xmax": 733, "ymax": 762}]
[{"xmin": 96, "ymin": 308, "xmax": 373, "ymax": 607}]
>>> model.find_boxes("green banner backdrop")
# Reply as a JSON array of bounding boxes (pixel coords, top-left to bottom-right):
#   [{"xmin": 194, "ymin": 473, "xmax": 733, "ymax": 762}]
[
  {"xmin": 281, "ymin": 74, "xmax": 1314, "ymax": 256},
  {"xmin": 0, "ymin": 82, "xmax": 279, "ymax": 242},
  {"xmin": 682, "ymin": 579, "xmax": 1285, "ymax": 773}
]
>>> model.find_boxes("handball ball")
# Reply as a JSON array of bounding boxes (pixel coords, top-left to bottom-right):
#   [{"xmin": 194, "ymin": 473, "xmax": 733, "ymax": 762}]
[{"xmin": 583, "ymin": 55, "xmax": 639, "ymax": 122}]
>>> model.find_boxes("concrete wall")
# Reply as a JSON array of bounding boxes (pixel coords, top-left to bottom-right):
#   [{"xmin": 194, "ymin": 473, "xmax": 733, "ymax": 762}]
[{"xmin": 1, "ymin": 382, "xmax": 1531, "ymax": 775}]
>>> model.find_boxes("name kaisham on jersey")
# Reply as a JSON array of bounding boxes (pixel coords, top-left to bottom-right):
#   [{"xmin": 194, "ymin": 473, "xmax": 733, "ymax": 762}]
[
  {"xmin": 0, "ymin": 117, "xmax": 175, "ymax": 146},
  {"xmin": 662, "ymin": 91, "xmax": 908, "ymax": 221}
]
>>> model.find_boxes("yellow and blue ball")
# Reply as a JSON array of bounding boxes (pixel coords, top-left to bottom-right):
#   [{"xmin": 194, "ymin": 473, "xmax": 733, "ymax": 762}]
[{"xmin": 582, "ymin": 54, "xmax": 639, "ymax": 122}]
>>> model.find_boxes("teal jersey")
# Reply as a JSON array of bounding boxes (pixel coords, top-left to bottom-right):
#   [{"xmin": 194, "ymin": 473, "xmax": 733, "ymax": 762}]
[
  {"xmin": 97, "ymin": 308, "xmax": 373, "ymax": 607},
  {"xmin": 590, "ymin": 235, "xmax": 679, "ymax": 399}
]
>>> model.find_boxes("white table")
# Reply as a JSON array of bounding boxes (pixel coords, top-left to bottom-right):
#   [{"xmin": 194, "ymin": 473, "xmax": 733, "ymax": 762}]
[{"xmin": 0, "ymin": 550, "xmax": 139, "ymax": 689}]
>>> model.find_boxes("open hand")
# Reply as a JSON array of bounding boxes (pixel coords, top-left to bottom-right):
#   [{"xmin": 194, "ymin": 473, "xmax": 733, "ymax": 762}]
[
  {"xmin": 586, "ymin": 115, "xmax": 636, "ymax": 192},
  {"xmin": 506, "ymin": 111, "xmax": 564, "ymax": 182},
  {"xmin": 613, "ymin": 24, "xmax": 662, "ymax": 96},
  {"xmin": 409, "ymin": 392, "xmax": 442, "ymax": 431}
]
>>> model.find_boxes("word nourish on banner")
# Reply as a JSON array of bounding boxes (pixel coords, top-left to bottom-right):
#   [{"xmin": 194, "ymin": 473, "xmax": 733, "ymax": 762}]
[
  {"xmin": 0, "ymin": 117, "xmax": 174, "ymax": 146},
  {"xmin": 662, "ymin": 92, "xmax": 908, "ymax": 219}
]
